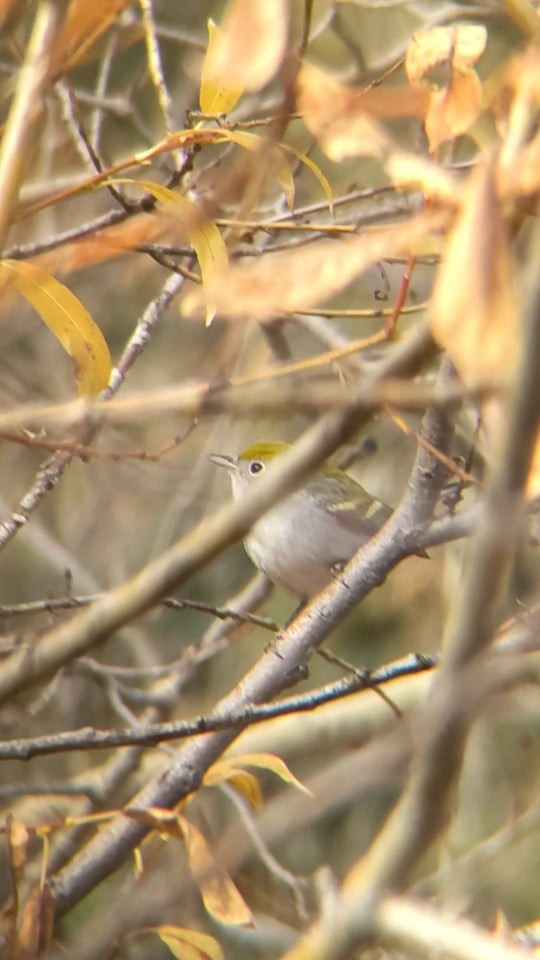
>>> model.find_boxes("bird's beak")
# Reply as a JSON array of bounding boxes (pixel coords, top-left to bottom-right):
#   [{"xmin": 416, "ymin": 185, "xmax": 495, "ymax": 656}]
[{"xmin": 208, "ymin": 453, "xmax": 238, "ymax": 475}]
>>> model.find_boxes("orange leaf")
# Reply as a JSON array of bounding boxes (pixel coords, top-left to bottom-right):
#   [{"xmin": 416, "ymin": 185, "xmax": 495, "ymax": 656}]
[
  {"xmin": 15, "ymin": 886, "xmax": 54, "ymax": 960},
  {"xmin": 0, "ymin": 260, "xmax": 111, "ymax": 396},
  {"xmin": 386, "ymin": 151, "xmax": 457, "ymax": 205},
  {"xmin": 203, "ymin": 0, "xmax": 287, "ymax": 94},
  {"xmin": 405, "ymin": 25, "xmax": 487, "ymax": 87},
  {"xmin": 50, "ymin": 0, "xmax": 129, "ymax": 77},
  {"xmin": 297, "ymin": 63, "xmax": 430, "ymax": 161},
  {"xmin": 429, "ymin": 165, "xmax": 530, "ymax": 488},
  {"xmin": 426, "ymin": 68, "xmax": 482, "ymax": 151},
  {"xmin": 297, "ymin": 63, "xmax": 389, "ymax": 160},
  {"xmin": 430, "ymin": 164, "xmax": 517, "ymax": 388},
  {"xmin": 405, "ymin": 25, "xmax": 486, "ymax": 151}
]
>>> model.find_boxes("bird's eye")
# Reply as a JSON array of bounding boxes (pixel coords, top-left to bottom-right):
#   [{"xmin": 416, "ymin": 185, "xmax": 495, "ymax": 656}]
[{"xmin": 249, "ymin": 461, "xmax": 264, "ymax": 475}]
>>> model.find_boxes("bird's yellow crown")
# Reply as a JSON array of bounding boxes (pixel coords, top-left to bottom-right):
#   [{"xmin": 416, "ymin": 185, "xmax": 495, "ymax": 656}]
[{"xmin": 238, "ymin": 442, "xmax": 290, "ymax": 462}]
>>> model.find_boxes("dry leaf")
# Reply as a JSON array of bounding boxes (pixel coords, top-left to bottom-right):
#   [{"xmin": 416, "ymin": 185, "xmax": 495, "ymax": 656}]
[
  {"xmin": 405, "ymin": 24, "xmax": 487, "ymax": 86},
  {"xmin": 426, "ymin": 68, "xmax": 482, "ymax": 150},
  {"xmin": 178, "ymin": 816, "xmax": 253, "ymax": 927},
  {"xmin": 50, "ymin": 0, "xmax": 129, "ymax": 77},
  {"xmin": 204, "ymin": 764, "xmax": 264, "ymax": 809},
  {"xmin": 430, "ymin": 164, "xmax": 517, "ymax": 387},
  {"xmin": 203, "ymin": 0, "xmax": 287, "ymax": 94},
  {"xmin": 203, "ymin": 129, "xmax": 333, "ymax": 210},
  {"xmin": 205, "ymin": 753, "xmax": 309, "ymax": 807},
  {"xmin": 386, "ymin": 151, "xmax": 457, "ymax": 204},
  {"xmin": 183, "ymin": 211, "xmax": 441, "ymax": 320},
  {"xmin": 297, "ymin": 63, "xmax": 389, "ymax": 160},
  {"xmin": 221, "ymin": 752, "xmax": 311, "ymax": 794},
  {"xmin": 156, "ymin": 925, "xmax": 224, "ymax": 960},
  {"xmin": 7, "ymin": 819, "xmax": 29, "ymax": 876},
  {"xmin": 429, "ymin": 165, "xmax": 536, "ymax": 488},
  {"xmin": 297, "ymin": 62, "xmax": 429, "ymax": 160},
  {"xmin": 14, "ymin": 886, "xmax": 54, "ymax": 960},
  {"xmin": 406, "ymin": 25, "xmax": 487, "ymax": 150},
  {"xmin": 0, "ymin": 0, "xmax": 25, "ymax": 31},
  {"xmin": 495, "ymin": 48, "xmax": 540, "ymax": 199}
]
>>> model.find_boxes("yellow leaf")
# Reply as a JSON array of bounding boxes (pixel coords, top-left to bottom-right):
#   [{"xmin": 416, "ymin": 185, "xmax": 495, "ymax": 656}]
[
  {"xmin": 200, "ymin": 20, "xmax": 243, "ymax": 114},
  {"xmin": 110, "ymin": 179, "xmax": 228, "ymax": 326},
  {"xmin": 154, "ymin": 926, "xmax": 224, "ymax": 960},
  {"xmin": 178, "ymin": 816, "xmax": 253, "ymax": 926},
  {"xmin": 281, "ymin": 143, "xmax": 333, "ymax": 213},
  {"xmin": 233, "ymin": 753, "xmax": 312, "ymax": 794},
  {"xmin": 7, "ymin": 818, "xmax": 29, "ymax": 874},
  {"xmin": 215, "ymin": 129, "xmax": 332, "ymax": 208},
  {"xmin": 0, "ymin": 260, "xmax": 111, "ymax": 396},
  {"xmin": 219, "ymin": 130, "xmax": 296, "ymax": 208},
  {"xmin": 212, "ymin": 753, "xmax": 311, "ymax": 795},
  {"xmin": 182, "ymin": 211, "xmax": 441, "ymax": 320},
  {"xmin": 203, "ymin": 0, "xmax": 287, "ymax": 94},
  {"xmin": 133, "ymin": 846, "xmax": 143, "ymax": 878},
  {"xmin": 204, "ymin": 763, "xmax": 264, "ymax": 809},
  {"xmin": 526, "ymin": 439, "xmax": 540, "ymax": 499}
]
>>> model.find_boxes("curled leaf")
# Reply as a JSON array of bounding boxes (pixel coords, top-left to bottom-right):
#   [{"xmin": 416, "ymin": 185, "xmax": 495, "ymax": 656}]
[
  {"xmin": 204, "ymin": 762, "xmax": 264, "ymax": 809},
  {"xmin": 213, "ymin": 752, "xmax": 311, "ymax": 795},
  {"xmin": 405, "ymin": 25, "xmax": 487, "ymax": 150},
  {"xmin": 405, "ymin": 25, "xmax": 487, "ymax": 87}
]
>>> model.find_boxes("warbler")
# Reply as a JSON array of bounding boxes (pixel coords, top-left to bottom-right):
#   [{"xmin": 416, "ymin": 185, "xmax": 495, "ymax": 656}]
[{"xmin": 210, "ymin": 441, "xmax": 396, "ymax": 599}]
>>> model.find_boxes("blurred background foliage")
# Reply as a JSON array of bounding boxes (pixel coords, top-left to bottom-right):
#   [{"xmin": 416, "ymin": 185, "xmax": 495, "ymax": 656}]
[{"xmin": 0, "ymin": 1, "xmax": 539, "ymax": 958}]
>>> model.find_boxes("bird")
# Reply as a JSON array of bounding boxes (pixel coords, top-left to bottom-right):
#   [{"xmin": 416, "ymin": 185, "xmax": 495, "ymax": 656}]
[{"xmin": 209, "ymin": 441, "xmax": 399, "ymax": 599}]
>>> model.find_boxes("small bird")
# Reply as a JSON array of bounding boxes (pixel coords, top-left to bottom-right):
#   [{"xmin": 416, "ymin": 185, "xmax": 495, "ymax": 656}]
[{"xmin": 209, "ymin": 441, "xmax": 396, "ymax": 599}]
